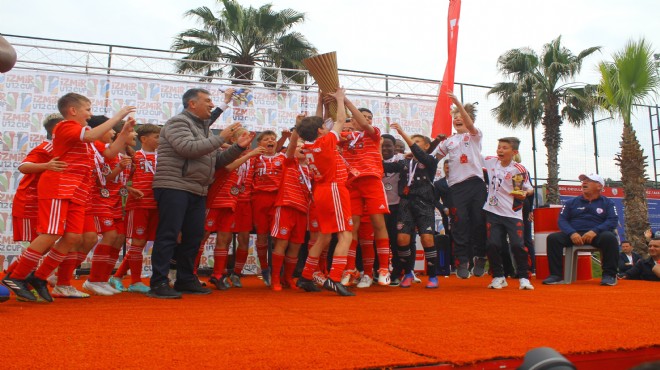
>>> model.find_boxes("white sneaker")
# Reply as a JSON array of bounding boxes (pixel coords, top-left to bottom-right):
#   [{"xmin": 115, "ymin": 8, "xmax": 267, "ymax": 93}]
[
  {"xmin": 488, "ymin": 277, "xmax": 508, "ymax": 289},
  {"xmin": 377, "ymin": 268, "xmax": 391, "ymax": 286},
  {"xmin": 168, "ymin": 269, "xmax": 177, "ymax": 287},
  {"xmin": 101, "ymin": 282, "xmax": 122, "ymax": 294},
  {"xmin": 519, "ymin": 278, "xmax": 535, "ymax": 290},
  {"xmin": 83, "ymin": 280, "xmax": 114, "ymax": 296},
  {"xmin": 356, "ymin": 275, "xmax": 373, "ymax": 288},
  {"xmin": 340, "ymin": 269, "xmax": 359, "ymax": 286},
  {"xmin": 47, "ymin": 274, "xmax": 58, "ymax": 288},
  {"xmin": 312, "ymin": 271, "xmax": 327, "ymax": 287},
  {"xmin": 52, "ymin": 285, "xmax": 90, "ymax": 298},
  {"xmin": 412, "ymin": 271, "xmax": 422, "ymax": 283}
]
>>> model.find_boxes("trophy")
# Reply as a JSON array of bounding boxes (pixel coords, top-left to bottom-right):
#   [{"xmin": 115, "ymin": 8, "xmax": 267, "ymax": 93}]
[
  {"xmin": 510, "ymin": 174, "xmax": 526, "ymax": 197},
  {"xmin": 303, "ymin": 52, "xmax": 340, "ymax": 120}
]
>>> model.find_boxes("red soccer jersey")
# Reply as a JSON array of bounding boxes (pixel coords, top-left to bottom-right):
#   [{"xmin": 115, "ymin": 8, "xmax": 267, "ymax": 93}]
[
  {"xmin": 236, "ymin": 158, "xmax": 254, "ymax": 202},
  {"xmin": 207, "ymin": 167, "xmax": 238, "ymax": 211},
  {"xmin": 274, "ymin": 157, "xmax": 311, "ymax": 213},
  {"xmin": 37, "ymin": 120, "xmax": 94, "ymax": 205},
  {"xmin": 12, "ymin": 141, "xmax": 54, "ymax": 219},
  {"xmin": 87, "ymin": 142, "xmax": 122, "ymax": 219},
  {"xmin": 126, "ymin": 150, "xmax": 157, "ymax": 210},
  {"xmin": 339, "ymin": 127, "xmax": 383, "ymax": 179},
  {"xmin": 252, "ymin": 153, "xmax": 285, "ymax": 193},
  {"xmin": 302, "ymin": 131, "xmax": 347, "ymax": 186}
]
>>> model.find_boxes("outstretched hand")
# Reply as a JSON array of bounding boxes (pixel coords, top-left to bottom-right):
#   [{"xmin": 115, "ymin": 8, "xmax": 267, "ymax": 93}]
[
  {"xmin": 219, "ymin": 122, "xmax": 242, "ymax": 141},
  {"xmin": 237, "ymin": 131, "xmax": 255, "ymax": 149}
]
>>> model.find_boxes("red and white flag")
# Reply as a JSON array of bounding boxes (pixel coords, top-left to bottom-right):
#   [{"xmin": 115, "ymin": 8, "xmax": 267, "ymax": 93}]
[{"xmin": 431, "ymin": 0, "xmax": 462, "ymax": 137}]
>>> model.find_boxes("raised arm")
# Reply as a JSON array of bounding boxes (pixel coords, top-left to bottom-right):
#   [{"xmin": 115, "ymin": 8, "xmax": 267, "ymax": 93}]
[
  {"xmin": 344, "ymin": 98, "xmax": 374, "ymax": 135},
  {"xmin": 328, "ymin": 88, "xmax": 347, "ymax": 135},
  {"xmin": 448, "ymin": 92, "xmax": 476, "ymax": 135},
  {"xmin": 84, "ymin": 106, "xmax": 135, "ymax": 143}
]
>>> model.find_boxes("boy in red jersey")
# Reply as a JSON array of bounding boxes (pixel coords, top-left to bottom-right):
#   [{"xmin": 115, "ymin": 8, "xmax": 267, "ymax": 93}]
[
  {"xmin": 229, "ymin": 148, "xmax": 257, "ymax": 287},
  {"xmin": 202, "ymin": 129, "xmax": 261, "ymax": 290},
  {"xmin": 109, "ymin": 124, "xmax": 161, "ymax": 293},
  {"xmin": 338, "ymin": 104, "xmax": 391, "ymax": 287},
  {"xmin": 251, "ymin": 130, "xmax": 286, "ymax": 286},
  {"xmin": 296, "ymin": 88, "xmax": 354, "ymax": 296},
  {"xmin": 270, "ymin": 124, "xmax": 312, "ymax": 291},
  {"xmin": 2, "ymin": 93, "xmax": 135, "ymax": 302}
]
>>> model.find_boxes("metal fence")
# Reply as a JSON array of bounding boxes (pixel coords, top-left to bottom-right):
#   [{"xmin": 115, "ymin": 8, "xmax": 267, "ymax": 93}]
[{"xmin": 4, "ymin": 34, "xmax": 660, "ymax": 189}]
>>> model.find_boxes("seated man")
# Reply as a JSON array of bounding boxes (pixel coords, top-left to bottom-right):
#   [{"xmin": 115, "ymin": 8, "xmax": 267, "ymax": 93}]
[
  {"xmin": 618, "ymin": 240, "xmax": 641, "ymax": 274},
  {"xmin": 543, "ymin": 173, "xmax": 619, "ymax": 286},
  {"xmin": 620, "ymin": 238, "xmax": 660, "ymax": 281}
]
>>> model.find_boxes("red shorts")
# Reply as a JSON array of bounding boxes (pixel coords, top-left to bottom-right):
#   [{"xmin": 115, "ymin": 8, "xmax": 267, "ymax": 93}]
[
  {"xmin": 37, "ymin": 199, "xmax": 85, "ymax": 235},
  {"xmin": 349, "ymin": 176, "xmax": 390, "ymax": 216},
  {"xmin": 12, "ymin": 217, "xmax": 37, "ymax": 242},
  {"xmin": 271, "ymin": 206, "xmax": 307, "ymax": 244},
  {"xmin": 126, "ymin": 208, "xmax": 159, "ymax": 241},
  {"xmin": 252, "ymin": 191, "xmax": 277, "ymax": 234},
  {"xmin": 313, "ymin": 183, "xmax": 353, "ymax": 234},
  {"xmin": 205, "ymin": 208, "xmax": 235, "ymax": 233},
  {"xmin": 358, "ymin": 217, "xmax": 374, "ymax": 241},
  {"xmin": 232, "ymin": 201, "xmax": 253, "ymax": 233},
  {"xmin": 84, "ymin": 215, "xmax": 124, "ymax": 234},
  {"xmin": 308, "ymin": 203, "xmax": 320, "ymax": 233}
]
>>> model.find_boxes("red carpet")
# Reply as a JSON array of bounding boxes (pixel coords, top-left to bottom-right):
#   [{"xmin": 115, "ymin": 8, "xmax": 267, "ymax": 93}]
[{"xmin": 0, "ymin": 275, "xmax": 658, "ymax": 369}]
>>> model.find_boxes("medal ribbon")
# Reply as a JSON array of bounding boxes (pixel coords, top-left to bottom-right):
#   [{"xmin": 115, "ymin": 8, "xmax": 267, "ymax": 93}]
[{"xmin": 90, "ymin": 144, "xmax": 107, "ymax": 187}]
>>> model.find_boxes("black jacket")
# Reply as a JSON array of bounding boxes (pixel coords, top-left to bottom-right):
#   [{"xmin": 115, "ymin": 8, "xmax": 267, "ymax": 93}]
[
  {"xmin": 382, "ymin": 143, "xmax": 438, "ymax": 203},
  {"xmin": 623, "ymin": 257, "xmax": 659, "ymax": 281},
  {"xmin": 618, "ymin": 251, "xmax": 642, "ymax": 273}
]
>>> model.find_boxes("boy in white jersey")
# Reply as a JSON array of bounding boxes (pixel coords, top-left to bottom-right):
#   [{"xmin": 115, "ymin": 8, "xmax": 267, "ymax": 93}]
[
  {"xmin": 434, "ymin": 92, "xmax": 487, "ymax": 279},
  {"xmin": 482, "ymin": 137, "xmax": 534, "ymax": 290}
]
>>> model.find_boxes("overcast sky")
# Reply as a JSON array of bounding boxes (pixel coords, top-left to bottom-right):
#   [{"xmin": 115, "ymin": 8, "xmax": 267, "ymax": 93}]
[{"xmin": 2, "ymin": 0, "xmax": 659, "ymax": 87}]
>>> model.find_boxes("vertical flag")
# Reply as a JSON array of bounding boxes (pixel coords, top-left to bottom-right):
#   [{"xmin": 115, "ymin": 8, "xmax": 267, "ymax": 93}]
[{"xmin": 431, "ymin": 0, "xmax": 461, "ymax": 137}]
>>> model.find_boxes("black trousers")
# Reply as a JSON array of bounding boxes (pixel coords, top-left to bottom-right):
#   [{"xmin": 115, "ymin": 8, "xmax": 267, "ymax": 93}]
[
  {"xmin": 546, "ymin": 230, "xmax": 619, "ymax": 278},
  {"xmin": 150, "ymin": 188, "xmax": 207, "ymax": 287},
  {"xmin": 485, "ymin": 212, "xmax": 529, "ymax": 278},
  {"xmin": 450, "ymin": 176, "xmax": 487, "ymax": 264}
]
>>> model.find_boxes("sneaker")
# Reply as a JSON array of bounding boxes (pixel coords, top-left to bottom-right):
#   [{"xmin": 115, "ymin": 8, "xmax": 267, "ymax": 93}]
[
  {"xmin": 174, "ymin": 279, "xmax": 212, "ymax": 295},
  {"xmin": 356, "ymin": 275, "xmax": 373, "ymax": 288},
  {"xmin": 323, "ymin": 278, "xmax": 355, "ymax": 296},
  {"xmin": 261, "ymin": 268, "xmax": 272, "ymax": 287},
  {"xmin": 229, "ymin": 273, "xmax": 242, "ymax": 288},
  {"xmin": 472, "ymin": 257, "xmax": 488, "ymax": 277},
  {"xmin": 457, "ymin": 263, "xmax": 471, "ymax": 279},
  {"xmin": 542, "ymin": 275, "xmax": 563, "ymax": 285},
  {"xmin": 488, "ymin": 277, "xmax": 508, "ymax": 289},
  {"xmin": 2, "ymin": 275, "xmax": 36, "ymax": 302},
  {"xmin": 389, "ymin": 277, "xmax": 401, "ymax": 287},
  {"xmin": 83, "ymin": 280, "xmax": 114, "ymax": 296},
  {"xmin": 148, "ymin": 282, "xmax": 182, "ymax": 299},
  {"xmin": 109, "ymin": 277, "xmax": 127, "ymax": 292},
  {"xmin": 600, "ymin": 275, "xmax": 617, "ymax": 286},
  {"xmin": 519, "ymin": 278, "xmax": 535, "ymax": 290},
  {"xmin": 376, "ymin": 268, "xmax": 391, "ymax": 286},
  {"xmin": 167, "ymin": 269, "xmax": 177, "ymax": 286},
  {"xmin": 271, "ymin": 283, "xmax": 283, "ymax": 291},
  {"xmin": 101, "ymin": 282, "xmax": 122, "ymax": 294},
  {"xmin": 426, "ymin": 276, "xmax": 439, "ymax": 289},
  {"xmin": 400, "ymin": 272, "xmax": 414, "ymax": 288},
  {"xmin": 412, "ymin": 271, "xmax": 422, "ymax": 284},
  {"xmin": 0, "ymin": 284, "xmax": 9, "ymax": 302},
  {"xmin": 296, "ymin": 276, "xmax": 321, "ymax": 292},
  {"xmin": 340, "ymin": 269, "xmax": 360, "ymax": 287},
  {"xmin": 312, "ymin": 271, "xmax": 327, "ymax": 287},
  {"xmin": 51, "ymin": 285, "xmax": 90, "ymax": 298},
  {"xmin": 127, "ymin": 282, "xmax": 150, "ymax": 294},
  {"xmin": 47, "ymin": 274, "xmax": 58, "ymax": 288},
  {"xmin": 27, "ymin": 272, "xmax": 54, "ymax": 302},
  {"xmin": 209, "ymin": 276, "xmax": 230, "ymax": 291}
]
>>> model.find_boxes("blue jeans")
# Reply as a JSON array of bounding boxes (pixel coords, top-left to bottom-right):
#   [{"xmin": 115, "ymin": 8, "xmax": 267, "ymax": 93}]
[{"xmin": 150, "ymin": 188, "xmax": 206, "ymax": 287}]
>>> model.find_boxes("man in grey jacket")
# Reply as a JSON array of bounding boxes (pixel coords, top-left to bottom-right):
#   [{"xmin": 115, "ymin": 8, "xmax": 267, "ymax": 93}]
[{"xmin": 149, "ymin": 87, "xmax": 251, "ymax": 299}]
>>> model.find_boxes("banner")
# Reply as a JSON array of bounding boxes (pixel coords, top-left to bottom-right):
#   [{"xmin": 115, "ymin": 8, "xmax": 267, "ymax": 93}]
[
  {"xmin": 0, "ymin": 69, "xmax": 438, "ymax": 272},
  {"xmin": 431, "ymin": 0, "xmax": 461, "ymax": 137}
]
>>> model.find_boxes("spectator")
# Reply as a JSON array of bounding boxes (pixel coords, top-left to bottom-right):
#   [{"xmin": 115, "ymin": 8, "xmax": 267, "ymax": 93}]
[
  {"xmin": 620, "ymin": 238, "xmax": 660, "ymax": 281},
  {"xmin": 618, "ymin": 240, "xmax": 641, "ymax": 274},
  {"xmin": 543, "ymin": 173, "xmax": 619, "ymax": 286}
]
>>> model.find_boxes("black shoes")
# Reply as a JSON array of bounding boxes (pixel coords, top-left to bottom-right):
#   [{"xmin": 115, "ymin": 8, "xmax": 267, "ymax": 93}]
[
  {"xmin": 173, "ymin": 279, "xmax": 212, "ymax": 295},
  {"xmin": 296, "ymin": 276, "xmax": 321, "ymax": 292},
  {"xmin": 26, "ymin": 272, "xmax": 53, "ymax": 302},
  {"xmin": 2, "ymin": 274, "xmax": 36, "ymax": 302},
  {"xmin": 209, "ymin": 276, "xmax": 230, "ymax": 291},
  {"xmin": 148, "ymin": 282, "xmax": 183, "ymax": 299},
  {"xmin": 323, "ymin": 278, "xmax": 355, "ymax": 296}
]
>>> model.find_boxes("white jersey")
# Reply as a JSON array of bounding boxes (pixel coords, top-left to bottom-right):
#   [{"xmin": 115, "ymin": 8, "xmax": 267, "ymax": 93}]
[
  {"xmin": 482, "ymin": 156, "xmax": 532, "ymax": 219},
  {"xmin": 434, "ymin": 128, "xmax": 484, "ymax": 186}
]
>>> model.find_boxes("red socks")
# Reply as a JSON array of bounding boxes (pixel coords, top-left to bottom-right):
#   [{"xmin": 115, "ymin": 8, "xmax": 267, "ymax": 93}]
[
  {"xmin": 360, "ymin": 239, "xmax": 375, "ymax": 278},
  {"xmin": 376, "ymin": 238, "xmax": 390, "ymax": 273},
  {"xmin": 212, "ymin": 248, "xmax": 228, "ymax": 279},
  {"xmin": 302, "ymin": 256, "xmax": 319, "ymax": 280},
  {"xmin": 9, "ymin": 249, "xmax": 42, "ymax": 280},
  {"xmin": 34, "ymin": 248, "xmax": 66, "ymax": 280},
  {"xmin": 233, "ymin": 247, "xmax": 248, "ymax": 275},
  {"xmin": 345, "ymin": 239, "xmax": 358, "ymax": 271},
  {"xmin": 328, "ymin": 256, "xmax": 348, "ymax": 282},
  {"xmin": 89, "ymin": 244, "xmax": 112, "ymax": 282},
  {"xmin": 271, "ymin": 252, "xmax": 285, "ymax": 286}
]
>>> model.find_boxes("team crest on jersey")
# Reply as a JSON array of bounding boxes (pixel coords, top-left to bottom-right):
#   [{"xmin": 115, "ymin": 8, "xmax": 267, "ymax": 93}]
[
  {"xmin": 103, "ymin": 219, "xmax": 113, "ymax": 227},
  {"xmin": 505, "ymin": 173, "xmax": 512, "ymax": 180},
  {"xmin": 280, "ymin": 227, "xmax": 288, "ymax": 235},
  {"xmin": 348, "ymin": 219, "xmax": 353, "ymax": 226},
  {"xmin": 136, "ymin": 227, "xmax": 145, "ymax": 235},
  {"xmin": 311, "ymin": 220, "xmax": 318, "ymax": 228},
  {"xmin": 463, "ymin": 135, "xmax": 469, "ymax": 142},
  {"xmin": 274, "ymin": 160, "xmax": 281, "ymax": 166},
  {"xmin": 207, "ymin": 220, "xmax": 214, "ymax": 227}
]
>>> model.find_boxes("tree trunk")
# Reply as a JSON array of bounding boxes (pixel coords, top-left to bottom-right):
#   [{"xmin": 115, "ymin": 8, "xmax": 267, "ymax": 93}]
[
  {"xmin": 616, "ymin": 123, "xmax": 650, "ymax": 257},
  {"xmin": 542, "ymin": 97, "xmax": 562, "ymax": 204}
]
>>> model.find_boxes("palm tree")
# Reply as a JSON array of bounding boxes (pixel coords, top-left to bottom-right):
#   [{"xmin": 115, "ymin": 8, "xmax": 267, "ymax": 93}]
[
  {"xmin": 488, "ymin": 36, "xmax": 600, "ymax": 204},
  {"xmin": 596, "ymin": 39, "xmax": 659, "ymax": 256},
  {"xmin": 171, "ymin": 0, "xmax": 317, "ymax": 84}
]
